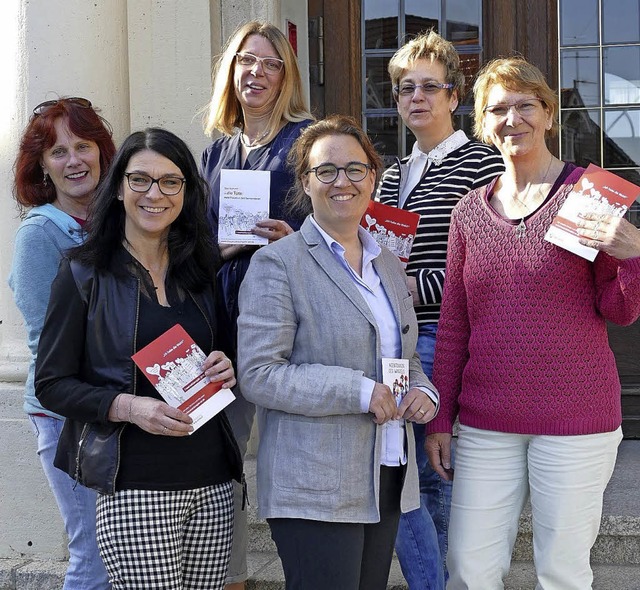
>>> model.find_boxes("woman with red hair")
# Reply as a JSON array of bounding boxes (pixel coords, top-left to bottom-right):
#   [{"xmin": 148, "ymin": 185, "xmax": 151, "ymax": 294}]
[{"xmin": 9, "ymin": 97, "xmax": 115, "ymax": 589}]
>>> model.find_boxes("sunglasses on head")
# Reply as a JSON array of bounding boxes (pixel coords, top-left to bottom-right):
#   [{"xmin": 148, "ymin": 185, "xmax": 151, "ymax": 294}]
[{"xmin": 33, "ymin": 97, "xmax": 93, "ymax": 116}]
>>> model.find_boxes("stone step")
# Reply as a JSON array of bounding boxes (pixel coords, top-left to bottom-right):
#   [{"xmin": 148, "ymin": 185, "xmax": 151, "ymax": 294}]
[
  {"xmin": 2, "ymin": 556, "xmax": 640, "ymax": 590},
  {"xmin": 244, "ymin": 553, "xmax": 640, "ymax": 590},
  {"xmin": 244, "ymin": 440, "xmax": 640, "ymax": 565}
]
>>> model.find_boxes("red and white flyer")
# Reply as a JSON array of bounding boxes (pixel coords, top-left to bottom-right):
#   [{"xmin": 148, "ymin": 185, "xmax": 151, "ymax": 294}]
[
  {"xmin": 544, "ymin": 164, "xmax": 640, "ymax": 261},
  {"xmin": 361, "ymin": 200, "xmax": 420, "ymax": 267},
  {"xmin": 132, "ymin": 324, "xmax": 235, "ymax": 433}
]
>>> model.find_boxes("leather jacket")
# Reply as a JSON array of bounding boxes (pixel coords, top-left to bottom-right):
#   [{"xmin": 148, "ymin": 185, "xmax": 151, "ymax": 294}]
[{"xmin": 35, "ymin": 251, "xmax": 242, "ymax": 496}]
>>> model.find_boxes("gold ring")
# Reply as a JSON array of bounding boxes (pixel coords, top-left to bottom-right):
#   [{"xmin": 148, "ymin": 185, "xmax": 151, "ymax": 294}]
[{"xmin": 418, "ymin": 409, "xmax": 426, "ymax": 415}]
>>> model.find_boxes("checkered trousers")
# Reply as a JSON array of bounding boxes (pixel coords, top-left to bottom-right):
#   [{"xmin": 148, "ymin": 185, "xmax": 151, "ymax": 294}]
[{"xmin": 96, "ymin": 481, "xmax": 234, "ymax": 589}]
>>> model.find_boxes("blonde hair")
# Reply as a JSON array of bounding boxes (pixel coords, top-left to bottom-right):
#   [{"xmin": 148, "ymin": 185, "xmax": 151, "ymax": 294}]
[
  {"xmin": 203, "ymin": 21, "xmax": 313, "ymax": 141},
  {"xmin": 388, "ymin": 30, "xmax": 465, "ymax": 98},
  {"xmin": 473, "ymin": 56, "xmax": 559, "ymax": 144}
]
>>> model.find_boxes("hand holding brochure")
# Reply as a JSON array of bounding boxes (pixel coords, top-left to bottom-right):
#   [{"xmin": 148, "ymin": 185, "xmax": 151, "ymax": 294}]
[
  {"xmin": 218, "ymin": 169, "xmax": 270, "ymax": 246},
  {"xmin": 132, "ymin": 324, "xmax": 235, "ymax": 433},
  {"xmin": 360, "ymin": 200, "xmax": 420, "ymax": 267},
  {"xmin": 544, "ymin": 164, "xmax": 640, "ymax": 261}
]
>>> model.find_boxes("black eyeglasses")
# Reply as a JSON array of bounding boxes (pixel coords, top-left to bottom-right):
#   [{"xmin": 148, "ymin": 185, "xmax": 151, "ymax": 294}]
[
  {"xmin": 305, "ymin": 162, "xmax": 372, "ymax": 184},
  {"xmin": 235, "ymin": 52, "xmax": 284, "ymax": 73},
  {"xmin": 124, "ymin": 173, "xmax": 186, "ymax": 196},
  {"xmin": 33, "ymin": 97, "xmax": 93, "ymax": 116},
  {"xmin": 392, "ymin": 82, "xmax": 453, "ymax": 100}
]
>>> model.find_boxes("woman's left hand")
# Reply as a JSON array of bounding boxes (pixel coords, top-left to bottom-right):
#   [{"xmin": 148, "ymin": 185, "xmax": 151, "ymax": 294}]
[
  {"xmin": 577, "ymin": 212, "xmax": 640, "ymax": 260},
  {"xmin": 202, "ymin": 351, "xmax": 236, "ymax": 389},
  {"xmin": 252, "ymin": 218, "xmax": 294, "ymax": 243},
  {"xmin": 397, "ymin": 388, "xmax": 437, "ymax": 424}
]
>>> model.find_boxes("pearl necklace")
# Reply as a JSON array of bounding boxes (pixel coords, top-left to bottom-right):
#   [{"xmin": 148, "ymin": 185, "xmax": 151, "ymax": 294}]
[
  {"xmin": 239, "ymin": 127, "xmax": 270, "ymax": 148},
  {"xmin": 512, "ymin": 156, "xmax": 554, "ymax": 239}
]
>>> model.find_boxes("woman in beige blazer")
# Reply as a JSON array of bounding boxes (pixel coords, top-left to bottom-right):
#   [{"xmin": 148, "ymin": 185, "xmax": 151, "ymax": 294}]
[{"xmin": 237, "ymin": 115, "xmax": 438, "ymax": 590}]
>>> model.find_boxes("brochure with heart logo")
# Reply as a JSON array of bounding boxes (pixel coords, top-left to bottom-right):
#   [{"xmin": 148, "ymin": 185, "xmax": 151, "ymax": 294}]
[
  {"xmin": 132, "ymin": 324, "xmax": 235, "ymax": 433},
  {"xmin": 544, "ymin": 164, "xmax": 640, "ymax": 261},
  {"xmin": 360, "ymin": 200, "xmax": 420, "ymax": 267}
]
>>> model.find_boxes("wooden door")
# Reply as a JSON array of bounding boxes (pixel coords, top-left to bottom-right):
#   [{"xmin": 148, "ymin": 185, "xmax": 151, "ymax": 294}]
[{"xmin": 308, "ymin": 0, "xmax": 361, "ymax": 120}]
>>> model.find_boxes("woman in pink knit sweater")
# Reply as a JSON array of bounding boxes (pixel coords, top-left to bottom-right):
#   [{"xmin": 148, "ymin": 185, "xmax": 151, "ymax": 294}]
[{"xmin": 426, "ymin": 56, "xmax": 640, "ymax": 590}]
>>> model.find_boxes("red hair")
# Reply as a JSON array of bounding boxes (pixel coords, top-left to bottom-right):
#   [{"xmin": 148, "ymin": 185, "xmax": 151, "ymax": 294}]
[{"xmin": 13, "ymin": 98, "xmax": 116, "ymax": 212}]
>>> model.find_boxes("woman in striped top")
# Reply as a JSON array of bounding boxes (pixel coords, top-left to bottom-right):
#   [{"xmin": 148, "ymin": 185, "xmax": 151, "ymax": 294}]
[{"xmin": 377, "ymin": 31, "xmax": 503, "ymax": 590}]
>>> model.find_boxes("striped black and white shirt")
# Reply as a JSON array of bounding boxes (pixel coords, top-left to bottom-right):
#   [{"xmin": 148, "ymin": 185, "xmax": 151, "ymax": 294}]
[{"xmin": 378, "ymin": 133, "xmax": 504, "ymax": 325}]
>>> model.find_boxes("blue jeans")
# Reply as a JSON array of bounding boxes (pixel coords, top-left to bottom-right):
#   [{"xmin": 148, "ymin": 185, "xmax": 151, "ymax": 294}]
[
  {"xmin": 395, "ymin": 324, "xmax": 453, "ymax": 590},
  {"xmin": 29, "ymin": 415, "xmax": 111, "ymax": 590}
]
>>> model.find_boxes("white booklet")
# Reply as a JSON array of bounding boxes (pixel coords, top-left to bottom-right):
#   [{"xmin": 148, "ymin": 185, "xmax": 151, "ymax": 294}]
[
  {"xmin": 382, "ymin": 358, "xmax": 410, "ymax": 406},
  {"xmin": 218, "ymin": 169, "xmax": 270, "ymax": 246}
]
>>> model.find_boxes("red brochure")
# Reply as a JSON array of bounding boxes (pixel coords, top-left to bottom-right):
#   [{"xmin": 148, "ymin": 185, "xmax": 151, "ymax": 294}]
[
  {"xmin": 545, "ymin": 164, "xmax": 640, "ymax": 261},
  {"xmin": 132, "ymin": 324, "xmax": 235, "ymax": 433},
  {"xmin": 361, "ymin": 200, "xmax": 420, "ymax": 267}
]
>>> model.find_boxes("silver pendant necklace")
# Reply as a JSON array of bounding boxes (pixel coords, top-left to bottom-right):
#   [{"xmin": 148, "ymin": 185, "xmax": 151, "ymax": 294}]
[{"xmin": 511, "ymin": 156, "xmax": 554, "ymax": 239}]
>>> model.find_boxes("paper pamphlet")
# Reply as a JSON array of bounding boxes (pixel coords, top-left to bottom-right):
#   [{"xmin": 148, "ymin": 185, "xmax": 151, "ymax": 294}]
[
  {"xmin": 382, "ymin": 358, "xmax": 410, "ymax": 407},
  {"xmin": 361, "ymin": 200, "xmax": 420, "ymax": 267},
  {"xmin": 544, "ymin": 164, "xmax": 640, "ymax": 261},
  {"xmin": 132, "ymin": 324, "xmax": 235, "ymax": 433},
  {"xmin": 219, "ymin": 169, "xmax": 270, "ymax": 245}
]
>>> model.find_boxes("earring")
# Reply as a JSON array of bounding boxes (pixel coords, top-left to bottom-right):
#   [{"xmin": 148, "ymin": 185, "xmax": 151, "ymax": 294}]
[
  {"xmin": 117, "ymin": 194, "xmax": 123, "ymax": 201},
  {"xmin": 42, "ymin": 172, "xmax": 48, "ymax": 187}
]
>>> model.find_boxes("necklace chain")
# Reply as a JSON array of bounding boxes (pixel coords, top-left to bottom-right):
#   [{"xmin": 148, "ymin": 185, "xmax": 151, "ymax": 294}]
[
  {"xmin": 240, "ymin": 127, "xmax": 269, "ymax": 148},
  {"xmin": 512, "ymin": 156, "xmax": 555, "ymax": 239}
]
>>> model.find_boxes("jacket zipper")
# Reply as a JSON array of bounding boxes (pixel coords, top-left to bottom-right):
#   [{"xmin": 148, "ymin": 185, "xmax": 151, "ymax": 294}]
[{"xmin": 74, "ymin": 422, "xmax": 91, "ymax": 487}]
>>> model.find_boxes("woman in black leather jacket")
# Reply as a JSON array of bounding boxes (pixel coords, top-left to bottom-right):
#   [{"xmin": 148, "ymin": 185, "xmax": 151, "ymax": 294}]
[{"xmin": 36, "ymin": 128, "xmax": 242, "ymax": 590}]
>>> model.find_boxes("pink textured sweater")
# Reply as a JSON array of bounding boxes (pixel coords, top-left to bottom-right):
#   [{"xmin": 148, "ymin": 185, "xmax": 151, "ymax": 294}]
[{"xmin": 428, "ymin": 166, "xmax": 640, "ymax": 436}]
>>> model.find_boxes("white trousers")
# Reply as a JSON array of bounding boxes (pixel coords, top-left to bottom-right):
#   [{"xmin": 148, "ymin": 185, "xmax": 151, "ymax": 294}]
[{"xmin": 446, "ymin": 425, "xmax": 622, "ymax": 590}]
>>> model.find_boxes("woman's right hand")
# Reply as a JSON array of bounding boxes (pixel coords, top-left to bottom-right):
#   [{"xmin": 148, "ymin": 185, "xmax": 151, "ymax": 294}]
[
  {"xmin": 426, "ymin": 432, "xmax": 454, "ymax": 481},
  {"xmin": 369, "ymin": 383, "xmax": 397, "ymax": 424},
  {"xmin": 109, "ymin": 393, "xmax": 193, "ymax": 436}
]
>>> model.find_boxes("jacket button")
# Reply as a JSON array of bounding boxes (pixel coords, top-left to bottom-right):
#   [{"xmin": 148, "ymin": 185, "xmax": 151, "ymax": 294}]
[{"xmin": 402, "ymin": 325, "xmax": 410, "ymax": 334}]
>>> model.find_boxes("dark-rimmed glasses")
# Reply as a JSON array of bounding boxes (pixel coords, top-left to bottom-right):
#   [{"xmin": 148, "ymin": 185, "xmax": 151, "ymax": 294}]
[
  {"xmin": 483, "ymin": 98, "xmax": 544, "ymax": 118},
  {"xmin": 235, "ymin": 52, "xmax": 284, "ymax": 73},
  {"xmin": 33, "ymin": 97, "xmax": 93, "ymax": 116},
  {"xmin": 124, "ymin": 173, "xmax": 186, "ymax": 196},
  {"xmin": 393, "ymin": 82, "xmax": 453, "ymax": 100},
  {"xmin": 305, "ymin": 162, "xmax": 372, "ymax": 184}
]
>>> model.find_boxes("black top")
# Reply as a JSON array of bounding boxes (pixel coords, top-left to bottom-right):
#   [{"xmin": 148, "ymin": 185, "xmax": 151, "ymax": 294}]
[{"xmin": 117, "ymin": 292, "xmax": 234, "ymax": 490}]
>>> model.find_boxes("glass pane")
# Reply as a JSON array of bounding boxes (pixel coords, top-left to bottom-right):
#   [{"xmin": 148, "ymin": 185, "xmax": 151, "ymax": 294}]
[
  {"xmin": 406, "ymin": 125, "xmax": 417, "ymax": 157},
  {"xmin": 453, "ymin": 112, "xmax": 475, "ymax": 138},
  {"xmin": 604, "ymin": 46, "xmax": 640, "ymax": 105},
  {"xmin": 446, "ymin": 0, "xmax": 481, "ymax": 46},
  {"xmin": 405, "ymin": 0, "xmax": 439, "ymax": 40},
  {"xmin": 366, "ymin": 116, "xmax": 400, "ymax": 163},
  {"xmin": 560, "ymin": 0, "xmax": 598, "ymax": 46},
  {"xmin": 364, "ymin": 57, "xmax": 394, "ymax": 109},
  {"xmin": 603, "ymin": 0, "xmax": 640, "ymax": 44},
  {"xmin": 560, "ymin": 49, "xmax": 600, "ymax": 108},
  {"xmin": 604, "ymin": 109, "xmax": 640, "ymax": 168},
  {"xmin": 561, "ymin": 109, "xmax": 601, "ymax": 166},
  {"xmin": 458, "ymin": 52, "xmax": 482, "ymax": 101},
  {"xmin": 364, "ymin": 0, "xmax": 399, "ymax": 49}
]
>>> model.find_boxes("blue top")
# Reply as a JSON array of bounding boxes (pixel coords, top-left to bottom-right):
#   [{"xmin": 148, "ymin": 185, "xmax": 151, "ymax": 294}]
[
  {"xmin": 8, "ymin": 204, "xmax": 84, "ymax": 417},
  {"xmin": 200, "ymin": 119, "xmax": 313, "ymax": 354}
]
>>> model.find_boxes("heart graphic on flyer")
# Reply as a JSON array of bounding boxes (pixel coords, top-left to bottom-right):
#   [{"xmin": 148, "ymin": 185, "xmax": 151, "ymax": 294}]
[
  {"xmin": 365, "ymin": 214, "xmax": 376, "ymax": 227},
  {"xmin": 146, "ymin": 363, "xmax": 162, "ymax": 377}
]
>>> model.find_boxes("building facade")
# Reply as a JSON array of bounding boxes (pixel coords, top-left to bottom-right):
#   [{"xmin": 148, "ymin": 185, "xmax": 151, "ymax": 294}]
[{"xmin": 0, "ymin": 0, "xmax": 638, "ymax": 563}]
